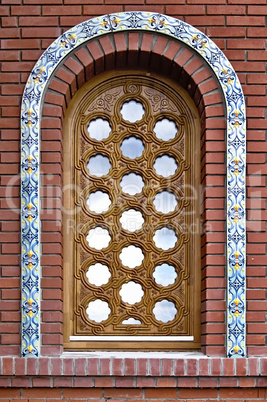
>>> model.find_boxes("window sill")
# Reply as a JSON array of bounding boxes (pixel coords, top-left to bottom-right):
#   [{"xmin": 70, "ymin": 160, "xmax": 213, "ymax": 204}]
[{"xmin": 61, "ymin": 351, "xmax": 205, "ymax": 359}]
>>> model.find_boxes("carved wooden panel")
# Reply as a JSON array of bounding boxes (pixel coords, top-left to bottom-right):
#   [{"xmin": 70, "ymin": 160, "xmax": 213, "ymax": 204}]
[{"xmin": 64, "ymin": 72, "xmax": 201, "ymax": 349}]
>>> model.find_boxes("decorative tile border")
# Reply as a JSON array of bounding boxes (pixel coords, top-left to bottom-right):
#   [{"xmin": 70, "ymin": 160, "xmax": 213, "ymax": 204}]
[
  {"xmin": 20, "ymin": 12, "xmax": 246, "ymax": 357},
  {"xmin": 0, "ymin": 356, "xmax": 264, "ymax": 381}
]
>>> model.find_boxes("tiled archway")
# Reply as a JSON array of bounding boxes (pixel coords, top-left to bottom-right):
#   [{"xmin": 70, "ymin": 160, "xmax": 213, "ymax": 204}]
[{"xmin": 20, "ymin": 12, "xmax": 246, "ymax": 358}]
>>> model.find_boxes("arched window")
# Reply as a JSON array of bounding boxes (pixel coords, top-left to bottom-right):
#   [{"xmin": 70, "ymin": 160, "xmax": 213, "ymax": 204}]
[
  {"xmin": 20, "ymin": 12, "xmax": 246, "ymax": 357},
  {"xmin": 63, "ymin": 71, "xmax": 201, "ymax": 350}
]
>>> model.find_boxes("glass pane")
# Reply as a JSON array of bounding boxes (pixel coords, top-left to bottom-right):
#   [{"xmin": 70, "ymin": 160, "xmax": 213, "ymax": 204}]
[
  {"xmin": 121, "ymin": 136, "xmax": 144, "ymax": 159},
  {"xmin": 120, "ymin": 209, "xmax": 144, "ymax": 232},
  {"xmin": 119, "ymin": 281, "xmax": 144, "ymax": 304},
  {"xmin": 154, "ymin": 155, "xmax": 177, "ymax": 177},
  {"xmin": 153, "ymin": 227, "xmax": 177, "ymax": 250},
  {"xmin": 86, "ymin": 299, "xmax": 111, "ymax": 322},
  {"xmin": 153, "ymin": 300, "xmax": 177, "ymax": 323},
  {"xmin": 87, "ymin": 118, "xmax": 111, "ymax": 140},
  {"xmin": 87, "ymin": 154, "xmax": 111, "ymax": 177},
  {"xmin": 120, "ymin": 173, "xmax": 144, "ymax": 195},
  {"xmin": 87, "ymin": 191, "xmax": 111, "ymax": 213},
  {"xmin": 120, "ymin": 100, "xmax": 145, "ymax": 123},
  {"xmin": 86, "ymin": 263, "xmax": 111, "ymax": 286},
  {"xmin": 154, "ymin": 118, "xmax": 178, "ymax": 141},
  {"xmin": 122, "ymin": 318, "xmax": 141, "ymax": 324},
  {"xmin": 153, "ymin": 191, "xmax": 177, "ymax": 214},
  {"xmin": 153, "ymin": 264, "xmax": 177, "ymax": 286},
  {"xmin": 86, "ymin": 227, "xmax": 111, "ymax": 250},
  {"xmin": 119, "ymin": 245, "xmax": 144, "ymax": 268}
]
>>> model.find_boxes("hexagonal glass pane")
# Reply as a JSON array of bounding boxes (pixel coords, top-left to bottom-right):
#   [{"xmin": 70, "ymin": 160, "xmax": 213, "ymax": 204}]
[
  {"xmin": 120, "ymin": 173, "xmax": 144, "ymax": 195},
  {"xmin": 87, "ymin": 118, "xmax": 111, "ymax": 140},
  {"xmin": 154, "ymin": 118, "xmax": 178, "ymax": 141},
  {"xmin": 153, "ymin": 299, "xmax": 177, "ymax": 323},
  {"xmin": 119, "ymin": 245, "xmax": 144, "ymax": 268},
  {"xmin": 86, "ymin": 227, "xmax": 111, "ymax": 250},
  {"xmin": 154, "ymin": 155, "xmax": 177, "ymax": 178},
  {"xmin": 121, "ymin": 136, "xmax": 144, "ymax": 159},
  {"xmin": 120, "ymin": 100, "xmax": 145, "ymax": 123},
  {"xmin": 153, "ymin": 191, "xmax": 177, "ymax": 214},
  {"xmin": 120, "ymin": 281, "xmax": 144, "ymax": 304},
  {"xmin": 86, "ymin": 299, "xmax": 111, "ymax": 322},
  {"xmin": 120, "ymin": 209, "xmax": 144, "ymax": 232},
  {"xmin": 153, "ymin": 227, "xmax": 177, "ymax": 250},
  {"xmin": 86, "ymin": 263, "xmax": 111, "ymax": 286},
  {"xmin": 87, "ymin": 191, "xmax": 111, "ymax": 213},
  {"xmin": 87, "ymin": 154, "xmax": 111, "ymax": 177},
  {"xmin": 153, "ymin": 264, "xmax": 177, "ymax": 287}
]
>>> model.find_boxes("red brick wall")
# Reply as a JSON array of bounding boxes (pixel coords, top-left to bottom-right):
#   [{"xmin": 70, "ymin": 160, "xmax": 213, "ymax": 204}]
[
  {"xmin": 1, "ymin": 387, "xmax": 267, "ymax": 402},
  {"xmin": 1, "ymin": 355, "xmax": 267, "ymax": 398},
  {"xmin": 0, "ymin": 0, "xmax": 267, "ymax": 397}
]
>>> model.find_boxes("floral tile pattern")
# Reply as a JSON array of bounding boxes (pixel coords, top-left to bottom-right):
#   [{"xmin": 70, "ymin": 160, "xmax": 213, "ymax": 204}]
[{"xmin": 20, "ymin": 11, "xmax": 246, "ymax": 357}]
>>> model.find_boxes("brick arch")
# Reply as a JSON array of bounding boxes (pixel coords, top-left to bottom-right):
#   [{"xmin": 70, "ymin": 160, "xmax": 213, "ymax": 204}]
[
  {"xmin": 21, "ymin": 12, "xmax": 246, "ymax": 358},
  {"xmin": 42, "ymin": 31, "xmax": 225, "ymax": 357}
]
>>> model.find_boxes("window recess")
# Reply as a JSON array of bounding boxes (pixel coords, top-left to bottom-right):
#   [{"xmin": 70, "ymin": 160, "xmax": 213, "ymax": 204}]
[{"xmin": 63, "ymin": 71, "xmax": 201, "ymax": 351}]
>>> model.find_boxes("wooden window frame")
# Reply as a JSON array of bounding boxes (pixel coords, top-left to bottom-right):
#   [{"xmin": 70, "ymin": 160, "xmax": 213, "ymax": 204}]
[{"xmin": 63, "ymin": 70, "xmax": 201, "ymax": 351}]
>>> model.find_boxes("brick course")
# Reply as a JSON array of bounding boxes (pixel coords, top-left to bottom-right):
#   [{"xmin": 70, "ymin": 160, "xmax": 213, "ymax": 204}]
[
  {"xmin": 39, "ymin": 30, "xmax": 226, "ymax": 355},
  {"xmin": 1, "ymin": 356, "xmax": 267, "ymax": 398},
  {"xmin": 0, "ymin": 0, "xmax": 266, "ymax": 398}
]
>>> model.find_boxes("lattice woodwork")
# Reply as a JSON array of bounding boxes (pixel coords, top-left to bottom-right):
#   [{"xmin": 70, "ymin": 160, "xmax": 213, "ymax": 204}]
[{"xmin": 63, "ymin": 72, "xmax": 201, "ymax": 349}]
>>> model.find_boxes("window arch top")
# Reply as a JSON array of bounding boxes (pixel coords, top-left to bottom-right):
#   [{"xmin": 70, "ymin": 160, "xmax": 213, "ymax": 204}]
[{"xmin": 63, "ymin": 71, "xmax": 201, "ymax": 351}]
